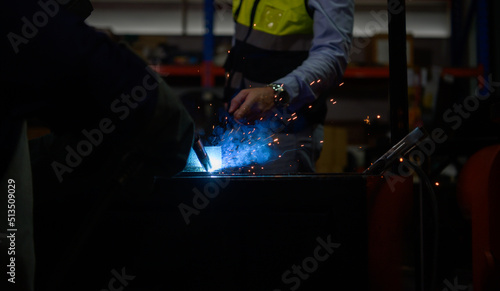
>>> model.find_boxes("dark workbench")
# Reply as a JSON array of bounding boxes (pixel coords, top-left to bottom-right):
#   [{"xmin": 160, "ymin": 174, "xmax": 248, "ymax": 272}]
[{"xmin": 33, "ymin": 173, "xmax": 413, "ymax": 291}]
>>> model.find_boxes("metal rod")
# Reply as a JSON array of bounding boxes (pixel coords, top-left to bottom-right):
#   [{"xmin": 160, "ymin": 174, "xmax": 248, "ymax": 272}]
[
  {"xmin": 202, "ymin": 0, "xmax": 215, "ymax": 88},
  {"xmin": 477, "ymin": 0, "xmax": 490, "ymax": 93},
  {"xmin": 181, "ymin": 0, "xmax": 188, "ymax": 36},
  {"xmin": 387, "ymin": 0, "xmax": 409, "ymax": 145},
  {"xmin": 450, "ymin": 0, "xmax": 463, "ymax": 66}
]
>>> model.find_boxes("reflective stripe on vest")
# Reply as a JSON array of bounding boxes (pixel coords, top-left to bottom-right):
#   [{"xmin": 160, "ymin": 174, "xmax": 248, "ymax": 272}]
[
  {"xmin": 233, "ymin": 0, "xmax": 313, "ymax": 36},
  {"xmin": 232, "ymin": 0, "xmax": 313, "ymax": 51}
]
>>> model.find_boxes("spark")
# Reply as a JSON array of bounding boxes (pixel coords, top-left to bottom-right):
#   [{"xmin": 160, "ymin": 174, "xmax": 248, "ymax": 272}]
[
  {"xmin": 364, "ymin": 116, "xmax": 370, "ymax": 125},
  {"xmin": 377, "ymin": 115, "xmax": 381, "ymax": 119},
  {"xmin": 339, "ymin": 82, "xmax": 344, "ymax": 86},
  {"xmin": 399, "ymin": 158, "xmax": 404, "ymax": 162},
  {"xmin": 308, "ymin": 105, "xmax": 312, "ymax": 109},
  {"xmin": 208, "ymin": 114, "xmax": 281, "ymax": 171},
  {"xmin": 435, "ymin": 182, "xmax": 440, "ymax": 186},
  {"xmin": 320, "ymin": 140, "xmax": 324, "ymax": 143}
]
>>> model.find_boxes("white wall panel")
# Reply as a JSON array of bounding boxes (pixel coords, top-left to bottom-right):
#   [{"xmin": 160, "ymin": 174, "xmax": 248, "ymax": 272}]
[{"xmin": 86, "ymin": 3, "xmax": 450, "ymax": 38}]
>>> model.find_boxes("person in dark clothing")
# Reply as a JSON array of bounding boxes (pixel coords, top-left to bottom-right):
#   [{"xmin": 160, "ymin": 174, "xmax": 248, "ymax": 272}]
[{"xmin": 0, "ymin": 1, "xmax": 194, "ymax": 290}]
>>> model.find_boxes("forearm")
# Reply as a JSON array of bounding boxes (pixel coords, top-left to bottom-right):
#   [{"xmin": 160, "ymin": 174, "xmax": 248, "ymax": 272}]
[{"xmin": 275, "ymin": 0, "xmax": 354, "ymax": 112}]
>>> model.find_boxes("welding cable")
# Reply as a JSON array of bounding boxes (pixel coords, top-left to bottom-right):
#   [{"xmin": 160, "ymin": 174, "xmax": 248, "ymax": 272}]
[{"xmin": 406, "ymin": 160, "xmax": 439, "ymax": 291}]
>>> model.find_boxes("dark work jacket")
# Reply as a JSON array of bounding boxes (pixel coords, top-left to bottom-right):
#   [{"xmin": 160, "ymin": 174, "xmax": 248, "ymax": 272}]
[{"xmin": 0, "ymin": 0, "xmax": 194, "ymax": 181}]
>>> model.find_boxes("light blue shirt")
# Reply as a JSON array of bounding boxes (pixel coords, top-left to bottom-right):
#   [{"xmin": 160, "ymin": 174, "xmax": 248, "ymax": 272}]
[{"xmin": 275, "ymin": 0, "xmax": 354, "ymax": 112}]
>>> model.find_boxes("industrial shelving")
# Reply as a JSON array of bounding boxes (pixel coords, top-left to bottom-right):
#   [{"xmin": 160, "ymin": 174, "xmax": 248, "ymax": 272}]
[{"xmin": 151, "ymin": 64, "xmax": 484, "ymax": 82}]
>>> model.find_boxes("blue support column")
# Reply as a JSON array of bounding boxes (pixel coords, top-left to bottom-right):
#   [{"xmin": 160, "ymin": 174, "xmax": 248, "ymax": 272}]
[{"xmin": 203, "ymin": 0, "xmax": 215, "ymax": 88}]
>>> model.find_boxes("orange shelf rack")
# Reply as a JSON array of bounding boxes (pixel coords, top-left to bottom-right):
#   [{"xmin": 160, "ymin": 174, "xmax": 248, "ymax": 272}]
[{"xmin": 150, "ymin": 65, "xmax": 484, "ymax": 83}]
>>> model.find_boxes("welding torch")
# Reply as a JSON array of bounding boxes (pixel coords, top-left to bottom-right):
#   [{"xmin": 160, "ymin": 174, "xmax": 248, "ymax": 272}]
[{"xmin": 192, "ymin": 135, "xmax": 212, "ymax": 172}]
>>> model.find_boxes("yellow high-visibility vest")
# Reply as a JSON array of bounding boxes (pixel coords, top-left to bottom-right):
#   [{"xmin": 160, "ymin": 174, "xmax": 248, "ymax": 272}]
[
  {"xmin": 224, "ymin": 0, "xmax": 315, "ymax": 100},
  {"xmin": 233, "ymin": 0, "xmax": 313, "ymax": 37}
]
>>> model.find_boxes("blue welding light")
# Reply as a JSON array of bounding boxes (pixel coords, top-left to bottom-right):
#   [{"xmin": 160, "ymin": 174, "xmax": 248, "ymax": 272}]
[
  {"xmin": 206, "ymin": 146, "xmax": 222, "ymax": 171},
  {"xmin": 183, "ymin": 146, "xmax": 222, "ymax": 172}
]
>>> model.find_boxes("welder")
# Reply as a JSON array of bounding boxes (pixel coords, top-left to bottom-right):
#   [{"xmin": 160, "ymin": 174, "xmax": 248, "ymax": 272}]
[
  {"xmin": 224, "ymin": 0, "xmax": 354, "ymax": 173},
  {"xmin": 0, "ymin": 1, "xmax": 194, "ymax": 290}
]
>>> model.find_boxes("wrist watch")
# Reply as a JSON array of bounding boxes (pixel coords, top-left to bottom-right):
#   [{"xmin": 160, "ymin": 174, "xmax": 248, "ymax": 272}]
[{"xmin": 267, "ymin": 83, "xmax": 290, "ymax": 108}]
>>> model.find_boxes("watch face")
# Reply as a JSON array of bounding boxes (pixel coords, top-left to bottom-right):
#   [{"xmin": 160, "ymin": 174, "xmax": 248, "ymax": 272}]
[{"xmin": 269, "ymin": 83, "xmax": 289, "ymax": 107}]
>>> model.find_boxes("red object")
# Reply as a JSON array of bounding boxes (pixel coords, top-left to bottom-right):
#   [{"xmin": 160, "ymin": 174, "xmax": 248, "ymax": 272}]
[
  {"xmin": 367, "ymin": 175, "xmax": 414, "ymax": 291},
  {"xmin": 149, "ymin": 64, "xmax": 225, "ymax": 77},
  {"xmin": 150, "ymin": 65, "xmax": 482, "ymax": 80},
  {"xmin": 457, "ymin": 144, "xmax": 500, "ymax": 291},
  {"xmin": 344, "ymin": 67, "xmax": 390, "ymax": 78},
  {"xmin": 441, "ymin": 65, "xmax": 484, "ymax": 78}
]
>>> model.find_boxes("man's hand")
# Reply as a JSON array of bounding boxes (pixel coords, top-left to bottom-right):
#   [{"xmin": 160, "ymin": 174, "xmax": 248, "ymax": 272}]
[{"xmin": 228, "ymin": 87, "xmax": 275, "ymax": 123}]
